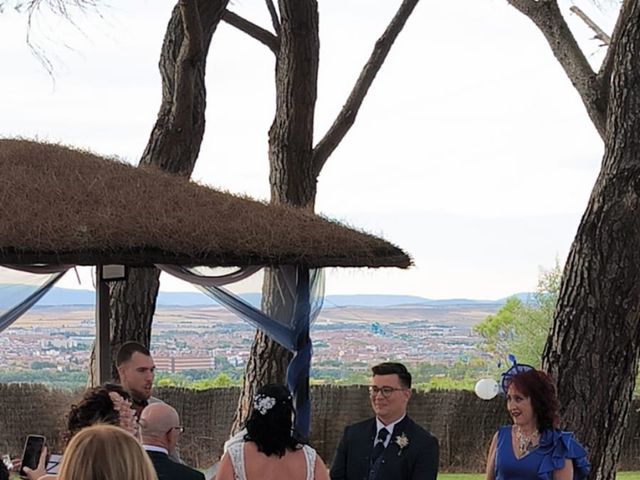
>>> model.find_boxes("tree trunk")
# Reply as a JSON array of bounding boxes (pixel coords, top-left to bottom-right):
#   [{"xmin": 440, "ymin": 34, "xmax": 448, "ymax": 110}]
[
  {"xmin": 231, "ymin": 0, "xmax": 419, "ymax": 433},
  {"xmin": 88, "ymin": 0, "xmax": 229, "ymax": 385},
  {"xmin": 542, "ymin": 3, "xmax": 640, "ymax": 479},
  {"xmin": 231, "ymin": 0, "xmax": 320, "ymax": 431}
]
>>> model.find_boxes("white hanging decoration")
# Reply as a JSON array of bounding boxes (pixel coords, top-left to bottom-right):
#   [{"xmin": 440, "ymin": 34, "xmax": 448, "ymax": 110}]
[{"xmin": 474, "ymin": 378, "xmax": 499, "ymax": 400}]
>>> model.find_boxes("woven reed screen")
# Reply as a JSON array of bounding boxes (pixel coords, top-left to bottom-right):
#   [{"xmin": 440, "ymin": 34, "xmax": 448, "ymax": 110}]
[{"xmin": 1, "ymin": 384, "xmax": 638, "ymax": 472}]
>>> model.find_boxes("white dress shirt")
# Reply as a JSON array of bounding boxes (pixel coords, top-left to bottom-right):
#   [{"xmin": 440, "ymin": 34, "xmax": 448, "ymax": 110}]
[{"xmin": 374, "ymin": 414, "xmax": 406, "ymax": 448}]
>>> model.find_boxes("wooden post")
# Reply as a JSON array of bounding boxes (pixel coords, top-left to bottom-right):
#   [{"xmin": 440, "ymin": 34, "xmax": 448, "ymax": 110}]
[{"xmin": 95, "ymin": 265, "xmax": 111, "ymax": 384}]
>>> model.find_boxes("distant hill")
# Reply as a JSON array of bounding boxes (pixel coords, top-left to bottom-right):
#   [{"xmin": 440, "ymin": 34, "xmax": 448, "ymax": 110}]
[
  {"xmin": 322, "ymin": 294, "xmax": 503, "ymax": 308},
  {"xmin": 498, "ymin": 292, "xmax": 534, "ymax": 303},
  {"xmin": 0, "ymin": 284, "xmax": 528, "ymax": 309}
]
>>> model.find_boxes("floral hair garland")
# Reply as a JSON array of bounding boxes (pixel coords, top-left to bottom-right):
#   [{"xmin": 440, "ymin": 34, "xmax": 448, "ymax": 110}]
[
  {"xmin": 253, "ymin": 394, "xmax": 277, "ymax": 415},
  {"xmin": 108, "ymin": 391, "xmax": 138, "ymax": 436}
]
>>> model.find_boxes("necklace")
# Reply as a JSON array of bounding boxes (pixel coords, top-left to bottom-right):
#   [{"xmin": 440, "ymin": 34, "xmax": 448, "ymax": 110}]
[{"xmin": 514, "ymin": 425, "xmax": 539, "ymax": 456}]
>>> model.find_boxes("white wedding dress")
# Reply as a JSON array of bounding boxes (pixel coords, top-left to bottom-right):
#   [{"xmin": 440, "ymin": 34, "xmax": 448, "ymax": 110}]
[{"xmin": 227, "ymin": 441, "xmax": 316, "ymax": 480}]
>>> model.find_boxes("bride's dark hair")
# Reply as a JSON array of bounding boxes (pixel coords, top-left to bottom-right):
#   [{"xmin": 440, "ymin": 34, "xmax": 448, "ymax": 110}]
[{"xmin": 244, "ymin": 384, "xmax": 302, "ymax": 457}]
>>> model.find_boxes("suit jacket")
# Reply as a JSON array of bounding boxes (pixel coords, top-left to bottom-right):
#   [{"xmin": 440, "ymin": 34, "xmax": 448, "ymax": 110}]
[
  {"xmin": 330, "ymin": 416, "xmax": 439, "ymax": 480},
  {"xmin": 145, "ymin": 449, "xmax": 205, "ymax": 480}
]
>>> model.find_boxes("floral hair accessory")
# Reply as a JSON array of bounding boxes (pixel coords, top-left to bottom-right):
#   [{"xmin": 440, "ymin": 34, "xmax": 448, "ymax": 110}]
[
  {"xmin": 108, "ymin": 391, "xmax": 138, "ymax": 436},
  {"xmin": 253, "ymin": 394, "xmax": 276, "ymax": 415},
  {"xmin": 500, "ymin": 354, "xmax": 534, "ymax": 394},
  {"xmin": 395, "ymin": 433, "xmax": 409, "ymax": 456}
]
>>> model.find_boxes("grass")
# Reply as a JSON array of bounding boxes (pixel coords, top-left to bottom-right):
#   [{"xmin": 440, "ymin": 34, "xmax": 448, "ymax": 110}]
[{"xmin": 440, "ymin": 475, "xmax": 640, "ymax": 480}]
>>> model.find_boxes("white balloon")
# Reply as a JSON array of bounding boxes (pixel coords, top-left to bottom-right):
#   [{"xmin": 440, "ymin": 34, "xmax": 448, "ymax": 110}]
[{"xmin": 475, "ymin": 378, "xmax": 499, "ymax": 400}]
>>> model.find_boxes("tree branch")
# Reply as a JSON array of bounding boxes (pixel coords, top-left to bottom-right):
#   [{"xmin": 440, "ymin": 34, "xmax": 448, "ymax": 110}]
[
  {"xmin": 507, "ymin": 0, "xmax": 606, "ymax": 139},
  {"xmin": 570, "ymin": 6, "xmax": 611, "ymax": 46},
  {"xmin": 312, "ymin": 0, "xmax": 419, "ymax": 176},
  {"xmin": 222, "ymin": 9, "xmax": 279, "ymax": 54},
  {"xmin": 265, "ymin": 0, "xmax": 280, "ymax": 35},
  {"xmin": 172, "ymin": 0, "xmax": 204, "ymax": 131}
]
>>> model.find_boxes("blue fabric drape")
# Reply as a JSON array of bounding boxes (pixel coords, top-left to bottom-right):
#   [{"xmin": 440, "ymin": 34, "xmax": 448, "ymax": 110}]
[
  {"xmin": 191, "ymin": 265, "xmax": 324, "ymax": 438},
  {"xmin": 0, "ymin": 263, "xmax": 325, "ymax": 438},
  {"xmin": 286, "ymin": 267, "xmax": 312, "ymax": 438},
  {"xmin": 198, "ymin": 281, "xmax": 296, "ymax": 350},
  {"xmin": 0, "ymin": 270, "xmax": 66, "ymax": 333}
]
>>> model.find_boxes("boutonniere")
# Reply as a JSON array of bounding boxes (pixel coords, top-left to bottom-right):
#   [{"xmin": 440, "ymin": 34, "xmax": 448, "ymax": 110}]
[{"xmin": 395, "ymin": 433, "xmax": 409, "ymax": 456}]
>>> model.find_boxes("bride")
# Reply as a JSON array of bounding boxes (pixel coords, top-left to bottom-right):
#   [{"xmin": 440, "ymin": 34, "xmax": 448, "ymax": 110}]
[{"xmin": 216, "ymin": 384, "xmax": 329, "ymax": 480}]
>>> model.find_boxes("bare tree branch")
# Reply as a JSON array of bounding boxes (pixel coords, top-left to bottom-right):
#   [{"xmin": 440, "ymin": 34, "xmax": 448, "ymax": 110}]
[
  {"xmin": 570, "ymin": 5, "xmax": 611, "ymax": 45},
  {"xmin": 172, "ymin": 0, "xmax": 204, "ymax": 131},
  {"xmin": 312, "ymin": 0, "xmax": 419, "ymax": 176},
  {"xmin": 222, "ymin": 9, "xmax": 279, "ymax": 54},
  {"xmin": 265, "ymin": 0, "xmax": 280, "ymax": 35},
  {"xmin": 507, "ymin": 0, "xmax": 606, "ymax": 139},
  {"xmin": 9, "ymin": 0, "xmax": 103, "ymax": 79},
  {"xmin": 16, "ymin": 0, "xmax": 101, "ymax": 17}
]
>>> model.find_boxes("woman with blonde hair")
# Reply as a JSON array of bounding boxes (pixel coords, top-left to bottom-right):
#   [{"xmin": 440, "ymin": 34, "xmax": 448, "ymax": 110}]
[{"xmin": 57, "ymin": 424, "xmax": 157, "ymax": 480}]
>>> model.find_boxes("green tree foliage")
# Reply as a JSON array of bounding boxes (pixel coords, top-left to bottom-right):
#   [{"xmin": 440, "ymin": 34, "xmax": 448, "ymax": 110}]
[
  {"xmin": 155, "ymin": 371, "xmax": 242, "ymax": 389},
  {"xmin": 31, "ymin": 361, "xmax": 57, "ymax": 370},
  {"xmin": 192, "ymin": 373, "xmax": 237, "ymax": 389},
  {"xmin": 474, "ymin": 261, "xmax": 561, "ymax": 367}
]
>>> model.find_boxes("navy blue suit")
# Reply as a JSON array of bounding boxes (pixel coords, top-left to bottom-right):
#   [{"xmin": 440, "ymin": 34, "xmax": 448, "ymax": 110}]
[
  {"xmin": 145, "ymin": 450, "xmax": 204, "ymax": 480},
  {"xmin": 330, "ymin": 416, "xmax": 438, "ymax": 480}
]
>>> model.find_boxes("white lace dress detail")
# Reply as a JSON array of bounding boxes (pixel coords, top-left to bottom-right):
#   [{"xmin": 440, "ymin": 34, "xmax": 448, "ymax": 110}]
[
  {"xmin": 302, "ymin": 444, "xmax": 317, "ymax": 480},
  {"xmin": 227, "ymin": 442, "xmax": 317, "ymax": 480},
  {"xmin": 227, "ymin": 442, "xmax": 247, "ymax": 480}
]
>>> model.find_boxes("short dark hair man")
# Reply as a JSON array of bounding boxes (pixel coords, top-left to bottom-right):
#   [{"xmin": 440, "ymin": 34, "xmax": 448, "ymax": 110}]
[
  {"xmin": 116, "ymin": 341, "xmax": 157, "ymax": 418},
  {"xmin": 140, "ymin": 403, "xmax": 204, "ymax": 480},
  {"xmin": 117, "ymin": 341, "xmax": 184, "ymax": 464},
  {"xmin": 330, "ymin": 362, "xmax": 439, "ymax": 480}
]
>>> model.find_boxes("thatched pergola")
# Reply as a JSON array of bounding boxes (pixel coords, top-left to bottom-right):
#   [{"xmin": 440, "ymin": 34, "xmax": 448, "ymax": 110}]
[
  {"xmin": 0, "ymin": 139, "xmax": 411, "ymax": 406},
  {"xmin": 0, "ymin": 139, "xmax": 410, "ymax": 268}
]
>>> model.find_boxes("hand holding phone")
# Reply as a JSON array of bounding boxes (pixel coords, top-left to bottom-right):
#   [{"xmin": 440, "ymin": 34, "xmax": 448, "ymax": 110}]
[{"xmin": 19, "ymin": 435, "xmax": 45, "ymax": 478}]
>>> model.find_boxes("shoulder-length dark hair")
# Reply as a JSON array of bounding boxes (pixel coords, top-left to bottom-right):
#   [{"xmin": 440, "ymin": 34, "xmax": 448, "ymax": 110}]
[
  {"xmin": 244, "ymin": 384, "xmax": 302, "ymax": 457},
  {"xmin": 508, "ymin": 369, "xmax": 560, "ymax": 430},
  {"xmin": 65, "ymin": 383, "xmax": 131, "ymax": 444}
]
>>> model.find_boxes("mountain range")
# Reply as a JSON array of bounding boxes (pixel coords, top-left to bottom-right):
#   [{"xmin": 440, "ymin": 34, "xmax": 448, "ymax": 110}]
[{"xmin": 0, "ymin": 284, "xmax": 532, "ymax": 309}]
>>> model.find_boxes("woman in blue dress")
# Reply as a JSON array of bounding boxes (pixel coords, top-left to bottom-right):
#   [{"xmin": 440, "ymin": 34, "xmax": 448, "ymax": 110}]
[{"xmin": 485, "ymin": 364, "xmax": 590, "ymax": 480}]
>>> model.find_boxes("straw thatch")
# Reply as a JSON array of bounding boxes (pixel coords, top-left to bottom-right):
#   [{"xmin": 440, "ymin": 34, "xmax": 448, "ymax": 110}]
[{"xmin": 0, "ymin": 139, "xmax": 411, "ymax": 268}]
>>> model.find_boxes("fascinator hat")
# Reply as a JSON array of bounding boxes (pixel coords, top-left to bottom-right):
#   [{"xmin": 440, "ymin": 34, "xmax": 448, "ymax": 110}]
[{"xmin": 500, "ymin": 354, "xmax": 535, "ymax": 394}]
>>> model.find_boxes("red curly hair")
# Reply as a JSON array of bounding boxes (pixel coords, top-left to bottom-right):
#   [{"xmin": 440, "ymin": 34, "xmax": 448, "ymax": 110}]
[{"xmin": 508, "ymin": 369, "xmax": 560, "ymax": 430}]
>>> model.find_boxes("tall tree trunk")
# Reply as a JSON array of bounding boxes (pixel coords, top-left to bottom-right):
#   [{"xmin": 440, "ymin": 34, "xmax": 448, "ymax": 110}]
[
  {"xmin": 230, "ymin": 0, "xmax": 420, "ymax": 433},
  {"xmin": 231, "ymin": 0, "xmax": 320, "ymax": 432},
  {"xmin": 542, "ymin": 3, "xmax": 640, "ymax": 479},
  {"xmin": 88, "ymin": 0, "xmax": 229, "ymax": 385}
]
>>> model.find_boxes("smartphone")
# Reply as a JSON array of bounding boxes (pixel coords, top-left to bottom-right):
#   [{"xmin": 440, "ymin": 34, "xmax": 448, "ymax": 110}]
[{"xmin": 19, "ymin": 434, "xmax": 45, "ymax": 477}]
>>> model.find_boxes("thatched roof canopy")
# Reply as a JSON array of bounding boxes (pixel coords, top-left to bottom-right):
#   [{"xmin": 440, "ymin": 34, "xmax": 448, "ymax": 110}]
[{"xmin": 0, "ymin": 139, "xmax": 411, "ymax": 268}]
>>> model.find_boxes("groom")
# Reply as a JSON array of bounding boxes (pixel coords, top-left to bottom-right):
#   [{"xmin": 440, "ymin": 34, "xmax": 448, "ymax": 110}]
[{"xmin": 330, "ymin": 362, "xmax": 439, "ymax": 480}]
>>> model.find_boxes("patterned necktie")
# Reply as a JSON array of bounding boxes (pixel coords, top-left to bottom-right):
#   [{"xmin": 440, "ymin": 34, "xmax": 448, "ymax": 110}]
[{"xmin": 371, "ymin": 427, "xmax": 389, "ymax": 464}]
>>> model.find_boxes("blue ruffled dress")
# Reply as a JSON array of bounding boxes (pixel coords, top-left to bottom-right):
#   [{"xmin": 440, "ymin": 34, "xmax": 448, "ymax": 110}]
[{"xmin": 495, "ymin": 425, "xmax": 590, "ymax": 480}]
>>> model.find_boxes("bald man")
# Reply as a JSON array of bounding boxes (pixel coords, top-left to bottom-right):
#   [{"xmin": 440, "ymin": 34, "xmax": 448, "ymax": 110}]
[{"xmin": 140, "ymin": 403, "xmax": 204, "ymax": 480}]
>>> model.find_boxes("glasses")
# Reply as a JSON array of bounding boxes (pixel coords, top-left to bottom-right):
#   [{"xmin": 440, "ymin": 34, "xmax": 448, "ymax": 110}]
[
  {"xmin": 368, "ymin": 386, "xmax": 405, "ymax": 398},
  {"xmin": 169, "ymin": 426, "xmax": 184, "ymax": 434}
]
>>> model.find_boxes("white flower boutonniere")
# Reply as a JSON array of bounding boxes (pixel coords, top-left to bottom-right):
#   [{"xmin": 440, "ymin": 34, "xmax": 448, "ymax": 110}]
[{"xmin": 395, "ymin": 433, "xmax": 409, "ymax": 456}]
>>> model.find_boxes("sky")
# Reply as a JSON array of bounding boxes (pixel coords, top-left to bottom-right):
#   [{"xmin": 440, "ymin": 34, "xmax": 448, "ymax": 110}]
[{"xmin": 0, "ymin": 0, "xmax": 619, "ymax": 299}]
